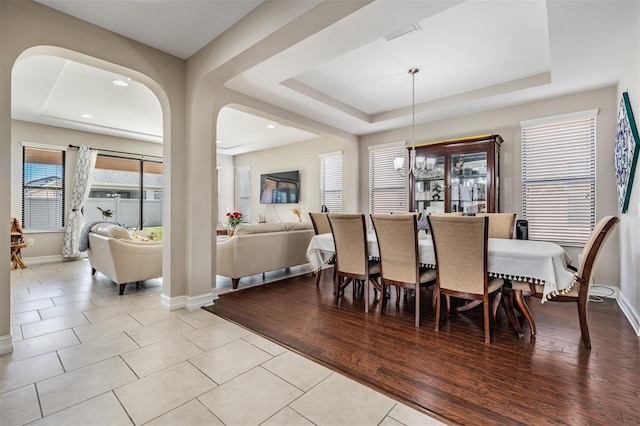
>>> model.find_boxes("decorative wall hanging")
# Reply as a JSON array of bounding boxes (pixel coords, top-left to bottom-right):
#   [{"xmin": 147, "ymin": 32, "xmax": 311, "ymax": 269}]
[{"xmin": 614, "ymin": 91, "xmax": 639, "ymax": 213}]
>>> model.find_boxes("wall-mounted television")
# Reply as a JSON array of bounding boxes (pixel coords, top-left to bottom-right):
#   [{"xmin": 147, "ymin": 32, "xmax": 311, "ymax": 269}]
[{"xmin": 260, "ymin": 170, "xmax": 300, "ymax": 204}]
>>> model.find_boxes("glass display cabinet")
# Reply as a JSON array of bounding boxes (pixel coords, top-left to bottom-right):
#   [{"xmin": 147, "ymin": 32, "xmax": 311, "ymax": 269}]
[{"xmin": 409, "ymin": 134, "xmax": 502, "ymax": 215}]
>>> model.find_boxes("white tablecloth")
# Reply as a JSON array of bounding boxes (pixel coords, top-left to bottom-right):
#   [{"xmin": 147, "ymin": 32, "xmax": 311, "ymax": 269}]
[{"xmin": 306, "ymin": 232, "xmax": 576, "ymax": 302}]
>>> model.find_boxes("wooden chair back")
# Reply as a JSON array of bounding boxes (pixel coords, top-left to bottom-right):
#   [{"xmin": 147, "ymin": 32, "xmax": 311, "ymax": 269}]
[
  {"xmin": 577, "ymin": 215, "xmax": 619, "ymax": 286},
  {"xmin": 370, "ymin": 214, "xmax": 419, "ymax": 285},
  {"xmin": 428, "ymin": 215, "xmax": 489, "ymax": 295},
  {"xmin": 477, "ymin": 213, "xmax": 516, "ymax": 239},
  {"xmin": 309, "ymin": 212, "xmax": 331, "ymax": 235},
  {"xmin": 328, "ymin": 214, "xmax": 369, "ymax": 277}
]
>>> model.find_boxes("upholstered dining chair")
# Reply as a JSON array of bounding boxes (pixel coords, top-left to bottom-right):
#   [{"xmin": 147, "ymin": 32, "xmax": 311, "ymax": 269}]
[
  {"xmin": 428, "ymin": 215, "xmax": 504, "ymax": 344},
  {"xmin": 328, "ymin": 213, "xmax": 381, "ymax": 313},
  {"xmin": 510, "ymin": 215, "xmax": 619, "ymax": 349},
  {"xmin": 477, "ymin": 213, "xmax": 517, "ymax": 239},
  {"xmin": 309, "ymin": 212, "xmax": 334, "ymax": 286},
  {"xmin": 371, "ymin": 214, "xmax": 436, "ymax": 326}
]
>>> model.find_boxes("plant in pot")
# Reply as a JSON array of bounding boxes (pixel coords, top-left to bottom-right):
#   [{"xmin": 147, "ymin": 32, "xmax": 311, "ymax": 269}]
[
  {"xmin": 431, "ymin": 182, "xmax": 443, "ymax": 201},
  {"xmin": 97, "ymin": 207, "xmax": 115, "ymax": 221}
]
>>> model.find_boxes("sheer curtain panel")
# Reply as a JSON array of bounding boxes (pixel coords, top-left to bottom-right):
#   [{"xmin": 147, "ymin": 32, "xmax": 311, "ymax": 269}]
[{"xmin": 62, "ymin": 145, "xmax": 97, "ymax": 257}]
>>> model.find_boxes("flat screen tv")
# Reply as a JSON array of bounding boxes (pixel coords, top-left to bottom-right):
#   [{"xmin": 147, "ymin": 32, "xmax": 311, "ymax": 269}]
[{"xmin": 260, "ymin": 170, "xmax": 300, "ymax": 204}]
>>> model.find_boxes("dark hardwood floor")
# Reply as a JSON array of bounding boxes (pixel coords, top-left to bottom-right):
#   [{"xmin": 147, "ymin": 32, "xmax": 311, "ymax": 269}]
[{"xmin": 204, "ymin": 270, "xmax": 639, "ymax": 425}]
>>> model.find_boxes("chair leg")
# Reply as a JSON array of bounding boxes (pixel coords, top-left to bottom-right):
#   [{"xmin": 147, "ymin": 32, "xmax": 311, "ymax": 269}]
[
  {"xmin": 577, "ymin": 293, "xmax": 591, "ymax": 349},
  {"xmin": 364, "ymin": 278, "xmax": 369, "ymax": 313},
  {"xmin": 484, "ymin": 296, "xmax": 491, "ymax": 345},
  {"xmin": 513, "ymin": 290, "xmax": 536, "ymax": 336},
  {"xmin": 315, "ymin": 269, "xmax": 322, "ymax": 286},
  {"xmin": 119, "ymin": 283, "xmax": 126, "ymax": 295},
  {"xmin": 435, "ymin": 291, "xmax": 441, "ymax": 331},
  {"xmin": 432, "ymin": 287, "xmax": 437, "ymax": 311},
  {"xmin": 414, "ymin": 284, "xmax": 420, "ymax": 327}
]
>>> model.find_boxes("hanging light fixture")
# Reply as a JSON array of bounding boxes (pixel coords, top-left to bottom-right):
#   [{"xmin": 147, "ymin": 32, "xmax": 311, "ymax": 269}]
[{"xmin": 394, "ymin": 68, "xmax": 434, "ymax": 177}]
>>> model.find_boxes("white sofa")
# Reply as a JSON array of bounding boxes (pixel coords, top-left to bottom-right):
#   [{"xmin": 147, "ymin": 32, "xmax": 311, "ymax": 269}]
[
  {"xmin": 87, "ymin": 223, "xmax": 163, "ymax": 295},
  {"xmin": 216, "ymin": 222, "xmax": 315, "ymax": 289}
]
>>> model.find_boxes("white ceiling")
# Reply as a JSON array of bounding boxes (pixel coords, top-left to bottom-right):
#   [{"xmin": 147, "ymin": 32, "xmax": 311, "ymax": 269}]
[{"xmin": 11, "ymin": 0, "xmax": 640, "ymax": 155}]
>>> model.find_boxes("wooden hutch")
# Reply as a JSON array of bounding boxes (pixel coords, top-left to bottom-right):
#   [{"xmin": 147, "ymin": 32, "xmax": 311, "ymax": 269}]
[{"xmin": 409, "ymin": 134, "xmax": 503, "ymax": 215}]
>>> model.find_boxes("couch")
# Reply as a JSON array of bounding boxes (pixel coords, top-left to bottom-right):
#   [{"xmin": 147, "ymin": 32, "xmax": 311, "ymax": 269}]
[
  {"xmin": 86, "ymin": 223, "xmax": 163, "ymax": 295},
  {"xmin": 216, "ymin": 221, "xmax": 315, "ymax": 289}
]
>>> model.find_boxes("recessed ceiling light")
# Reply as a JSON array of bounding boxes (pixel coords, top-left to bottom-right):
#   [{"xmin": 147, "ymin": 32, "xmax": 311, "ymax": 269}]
[
  {"xmin": 80, "ymin": 113, "xmax": 93, "ymax": 118},
  {"xmin": 267, "ymin": 124, "xmax": 276, "ymax": 129},
  {"xmin": 112, "ymin": 79, "xmax": 129, "ymax": 87},
  {"xmin": 216, "ymin": 140, "xmax": 222, "ymax": 144}
]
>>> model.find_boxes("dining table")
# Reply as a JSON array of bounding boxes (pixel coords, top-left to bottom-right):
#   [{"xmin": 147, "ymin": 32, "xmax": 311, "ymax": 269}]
[{"xmin": 306, "ymin": 231, "xmax": 577, "ymax": 304}]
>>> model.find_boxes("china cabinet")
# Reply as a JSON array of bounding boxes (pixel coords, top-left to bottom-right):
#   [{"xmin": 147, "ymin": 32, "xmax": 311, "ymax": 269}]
[{"xmin": 409, "ymin": 134, "xmax": 502, "ymax": 215}]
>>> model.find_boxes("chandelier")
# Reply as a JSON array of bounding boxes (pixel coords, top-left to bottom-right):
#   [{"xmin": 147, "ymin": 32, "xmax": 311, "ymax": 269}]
[{"xmin": 394, "ymin": 68, "xmax": 435, "ymax": 177}]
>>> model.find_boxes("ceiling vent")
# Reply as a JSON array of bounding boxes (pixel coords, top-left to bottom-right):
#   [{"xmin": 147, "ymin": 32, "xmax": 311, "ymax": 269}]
[{"xmin": 385, "ymin": 23, "xmax": 421, "ymax": 42}]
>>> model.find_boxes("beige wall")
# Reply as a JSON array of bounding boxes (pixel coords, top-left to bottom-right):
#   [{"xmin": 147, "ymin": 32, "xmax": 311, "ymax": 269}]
[
  {"xmin": 11, "ymin": 120, "xmax": 163, "ymax": 260},
  {"xmin": 360, "ymin": 87, "xmax": 621, "ymax": 287},
  {"xmin": 617, "ymin": 31, "xmax": 640, "ymax": 330},
  {"xmin": 233, "ymin": 136, "xmax": 343, "ymax": 224},
  {"xmin": 1, "ymin": 0, "xmax": 187, "ymax": 351}
]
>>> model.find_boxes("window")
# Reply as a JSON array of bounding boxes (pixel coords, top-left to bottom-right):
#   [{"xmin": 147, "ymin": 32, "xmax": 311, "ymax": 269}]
[
  {"xmin": 22, "ymin": 145, "xmax": 66, "ymax": 230},
  {"xmin": 521, "ymin": 110, "xmax": 597, "ymax": 246},
  {"xmin": 237, "ymin": 167, "xmax": 251, "ymax": 222},
  {"xmin": 87, "ymin": 155, "xmax": 163, "ymax": 231},
  {"xmin": 369, "ymin": 143, "xmax": 406, "ymax": 225},
  {"xmin": 320, "ymin": 151, "xmax": 342, "ymax": 213}
]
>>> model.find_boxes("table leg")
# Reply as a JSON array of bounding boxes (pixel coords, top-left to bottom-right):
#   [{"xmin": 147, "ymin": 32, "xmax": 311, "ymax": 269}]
[
  {"xmin": 455, "ymin": 300, "xmax": 482, "ymax": 313},
  {"xmin": 513, "ymin": 289, "xmax": 536, "ymax": 336},
  {"xmin": 501, "ymin": 287, "xmax": 523, "ymax": 338}
]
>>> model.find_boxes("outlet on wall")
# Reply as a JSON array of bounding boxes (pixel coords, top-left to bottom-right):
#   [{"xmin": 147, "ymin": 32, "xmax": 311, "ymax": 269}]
[{"xmin": 27, "ymin": 238, "xmax": 34, "ymax": 245}]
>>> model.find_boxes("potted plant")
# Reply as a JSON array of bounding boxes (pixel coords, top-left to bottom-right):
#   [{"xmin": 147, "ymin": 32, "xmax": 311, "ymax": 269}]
[
  {"xmin": 97, "ymin": 207, "xmax": 115, "ymax": 221},
  {"xmin": 431, "ymin": 182, "xmax": 443, "ymax": 201}
]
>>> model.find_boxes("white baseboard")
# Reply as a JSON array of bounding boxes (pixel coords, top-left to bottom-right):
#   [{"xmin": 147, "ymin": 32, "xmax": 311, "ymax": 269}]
[
  {"xmin": 592, "ymin": 285, "xmax": 640, "ymax": 336},
  {"xmin": 22, "ymin": 255, "xmax": 80, "ymax": 265},
  {"xmin": 160, "ymin": 292, "xmax": 215, "ymax": 311},
  {"xmin": 617, "ymin": 290, "xmax": 640, "ymax": 336},
  {"xmin": 0, "ymin": 334, "xmax": 14, "ymax": 355}
]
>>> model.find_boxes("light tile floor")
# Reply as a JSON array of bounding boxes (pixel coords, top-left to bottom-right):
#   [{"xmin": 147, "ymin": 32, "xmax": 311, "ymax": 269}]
[{"xmin": 1, "ymin": 260, "xmax": 445, "ymax": 426}]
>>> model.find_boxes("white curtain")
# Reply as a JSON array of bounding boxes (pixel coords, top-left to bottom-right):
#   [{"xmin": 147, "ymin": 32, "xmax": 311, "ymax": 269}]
[{"xmin": 62, "ymin": 145, "xmax": 97, "ymax": 257}]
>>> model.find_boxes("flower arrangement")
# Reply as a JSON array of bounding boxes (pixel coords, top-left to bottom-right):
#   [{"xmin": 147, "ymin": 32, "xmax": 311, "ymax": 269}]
[
  {"xmin": 290, "ymin": 206, "xmax": 304, "ymax": 222},
  {"xmin": 226, "ymin": 211, "xmax": 244, "ymax": 228}
]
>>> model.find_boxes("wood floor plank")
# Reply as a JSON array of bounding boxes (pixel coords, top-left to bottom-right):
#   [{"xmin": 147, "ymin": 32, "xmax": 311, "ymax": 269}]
[{"xmin": 204, "ymin": 272, "xmax": 639, "ymax": 425}]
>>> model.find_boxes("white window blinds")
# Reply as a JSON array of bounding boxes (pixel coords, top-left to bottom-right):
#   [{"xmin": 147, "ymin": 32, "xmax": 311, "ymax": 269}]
[
  {"xmin": 521, "ymin": 111, "xmax": 597, "ymax": 246},
  {"xmin": 320, "ymin": 152, "xmax": 342, "ymax": 213},
  {"xmin": 22, "ymin": 145, "xmax": 66, "ymax": 230},
  {"xmin": 237, "ymin": 167, "xmax": 251, "ymax": 222},
  {"xmin": 369, "ymin": 144, "xmax": 406, "ymax": 223}
]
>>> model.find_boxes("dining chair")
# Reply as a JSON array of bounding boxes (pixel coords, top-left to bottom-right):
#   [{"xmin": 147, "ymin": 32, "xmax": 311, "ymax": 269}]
[
  {"xmin": 428, "ymin": 215, "xmax": 504, "ymax": 344},
  {"xmin": 309, "ymin": 212, "xmax": 334, "ymax": 286},
  {"xmin": 328, "ymin": 213, "xmax": 381, "ymax": 313},
  {"xmin": 510, "ymin": 215, "xmax": 619, "ymax": 349},
  {"xmin": 371, "ymin": 214, "xmax": 437, "ymax": 327},
  {"xmin": 476, "ymin": 213, "xmax": 517, "ymax": 239}
]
